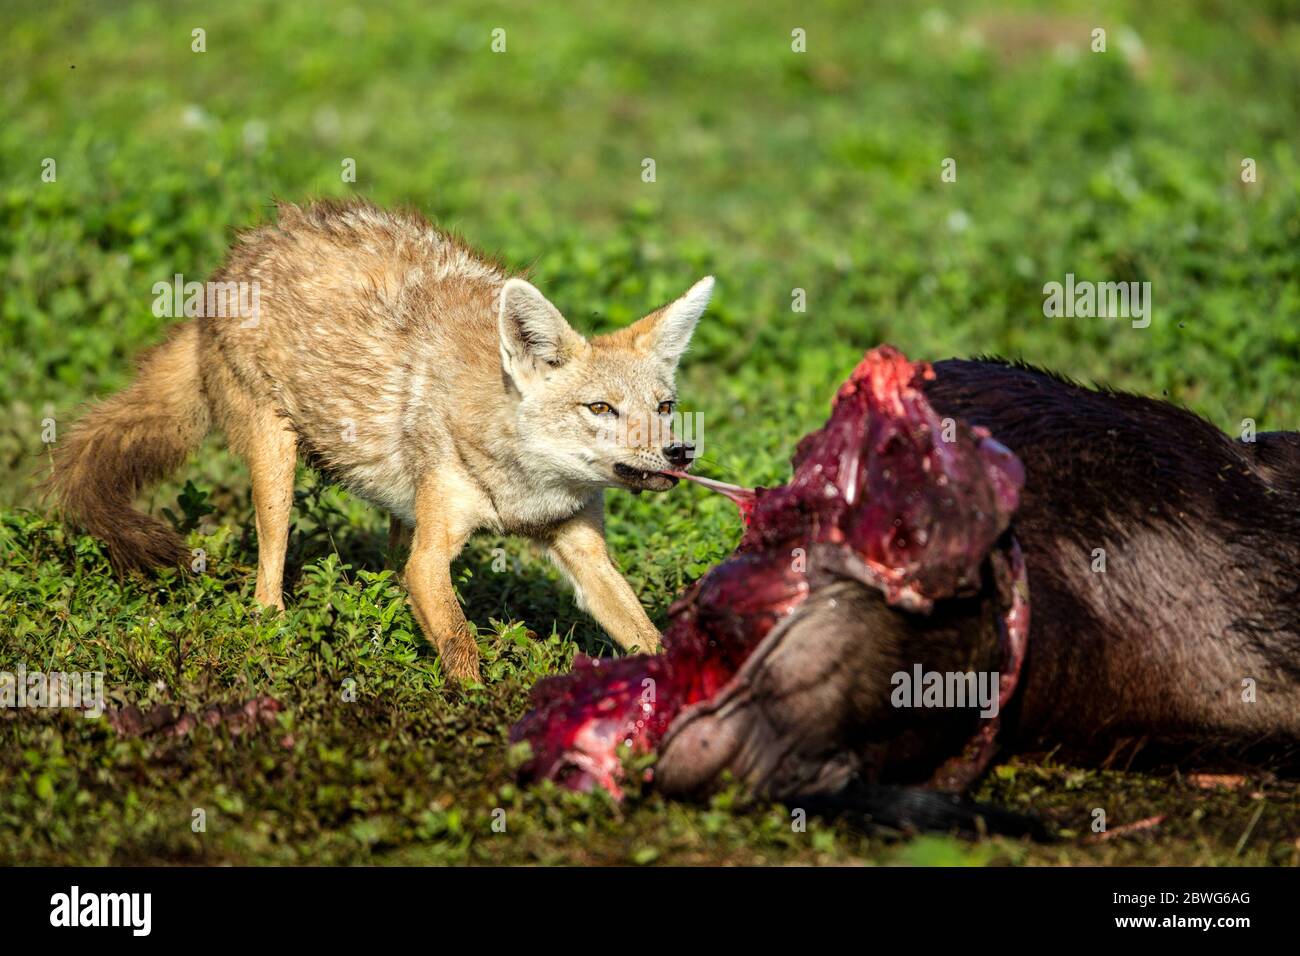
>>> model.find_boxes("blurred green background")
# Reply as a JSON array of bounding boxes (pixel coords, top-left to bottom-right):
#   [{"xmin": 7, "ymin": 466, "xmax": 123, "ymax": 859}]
[{"xmin": 2, "ymin": 1, "xmax": 1299, "ymax": 864}]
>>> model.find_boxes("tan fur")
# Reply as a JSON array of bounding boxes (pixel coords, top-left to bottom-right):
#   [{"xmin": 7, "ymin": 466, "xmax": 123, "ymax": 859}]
[
  {"xmin": 546, "ymin": 498, "xmax": 663, "ymax": 654},
  {"xmin": 51, "ymin": 199, "xmax": 713, "ymax": 680},
  {"xmin": 49, "ymin": 322, "xmax": 210, "ymax": 572}
]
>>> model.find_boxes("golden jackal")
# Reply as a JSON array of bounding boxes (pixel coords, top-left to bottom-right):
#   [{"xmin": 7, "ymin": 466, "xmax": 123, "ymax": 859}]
[{"xmin": 52, "ymin": 200, "xmax": 714, "ymax": 680}]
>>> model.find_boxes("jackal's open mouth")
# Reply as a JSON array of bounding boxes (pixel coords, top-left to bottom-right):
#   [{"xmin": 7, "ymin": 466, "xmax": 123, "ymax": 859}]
[{"xmin": 614, "ymin": 463, "xmax": 679, "ymax": 491}]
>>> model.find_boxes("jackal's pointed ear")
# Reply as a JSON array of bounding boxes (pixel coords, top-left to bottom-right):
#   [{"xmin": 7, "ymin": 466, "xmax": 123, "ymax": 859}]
[
  {"xmin": 635, "ymin": 276, "xmax": 714, "ymax": 367},
  {"xmin": 498, "ymin": 278, "xmax": 585, "ymax": 382}
]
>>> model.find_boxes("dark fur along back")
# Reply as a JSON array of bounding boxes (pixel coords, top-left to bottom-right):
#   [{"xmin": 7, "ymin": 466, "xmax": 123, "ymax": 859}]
[
  {"xmin": 926, "ymin": 358, "xmax": 1300, "ymax": 765},
  {"xmin": 48, "ymin": 323, "xmax": 211, "ymax": 572},
  {"xmin": 783, "ymin": 359, "xmax": 1299, "ymax": 835}
]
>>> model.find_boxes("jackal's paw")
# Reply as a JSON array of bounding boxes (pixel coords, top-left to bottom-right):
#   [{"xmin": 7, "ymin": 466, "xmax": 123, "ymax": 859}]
[
  {"xmin": 440, "ymin": 640, "xmax": 482, "ymax": 683},
  {"xmin": 633, "ymin": 630, "xmax": 663, "ymax": 655}
]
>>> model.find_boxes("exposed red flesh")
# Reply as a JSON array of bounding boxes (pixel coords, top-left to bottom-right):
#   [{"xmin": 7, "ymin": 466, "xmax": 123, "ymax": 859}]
[{"xmin": 511, "ymin": 346, "xmax": 1025, "ymax": 795}]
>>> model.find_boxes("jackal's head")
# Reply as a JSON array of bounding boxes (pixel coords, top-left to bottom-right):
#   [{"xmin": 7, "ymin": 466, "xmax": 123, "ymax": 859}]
[{"xmin": 497, "ymin": 275, "xmax": 714, "ymax": 492}]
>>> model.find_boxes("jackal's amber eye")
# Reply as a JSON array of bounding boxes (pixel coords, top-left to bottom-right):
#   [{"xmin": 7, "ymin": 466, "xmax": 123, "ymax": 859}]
[
  {"xmin": 657, "ymin": 401, "xmax": 675, "ymax": 416},
  {"xmin": 585, "ymin": 402, "xmax": 616, "ymax": 416}
]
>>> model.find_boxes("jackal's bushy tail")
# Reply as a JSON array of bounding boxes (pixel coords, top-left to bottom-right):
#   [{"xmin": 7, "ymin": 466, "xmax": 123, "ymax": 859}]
[{"xmin": 50, "ymin": 322, "xmax": 211, "ymax": 572}]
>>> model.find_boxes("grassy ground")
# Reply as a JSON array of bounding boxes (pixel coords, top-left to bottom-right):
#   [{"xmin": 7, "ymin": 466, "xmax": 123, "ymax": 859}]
[{"xmin": 3, "ymin": 0, "xmax": 1299, "ymax": 864}]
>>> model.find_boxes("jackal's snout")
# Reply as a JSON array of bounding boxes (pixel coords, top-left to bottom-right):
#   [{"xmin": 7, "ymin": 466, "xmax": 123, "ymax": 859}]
[{"xmin": 663, "ymin": 441, "xmax": 695, "ymax": 467}]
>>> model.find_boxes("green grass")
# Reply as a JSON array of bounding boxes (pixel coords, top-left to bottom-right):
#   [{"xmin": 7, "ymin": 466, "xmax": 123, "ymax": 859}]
[{"xmin": 3, "ymin": 0, "xmax": 1300, "ymax": 864}]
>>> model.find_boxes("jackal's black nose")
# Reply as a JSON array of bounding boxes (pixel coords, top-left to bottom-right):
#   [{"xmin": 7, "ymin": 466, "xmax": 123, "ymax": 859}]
[{"xmin": 663, "ymin": 443, "xmax": 695, "ymax": 467}]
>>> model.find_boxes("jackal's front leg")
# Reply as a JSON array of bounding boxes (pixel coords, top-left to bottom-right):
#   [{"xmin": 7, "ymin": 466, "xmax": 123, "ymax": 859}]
[
  {"xmin": 246, "ymin": 416, "xmax": 298, "ymax": 611},
  {"xmin": 406, "ymin": 489, "xmax": 479, "ymax": 681},
  {"xmin": 547, "ymin": 500, "xmax": 662, "ymax": 655}
]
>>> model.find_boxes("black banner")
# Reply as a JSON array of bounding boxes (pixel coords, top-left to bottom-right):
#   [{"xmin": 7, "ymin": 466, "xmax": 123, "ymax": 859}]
[{"xmin": 0, "ymin": 866, "xmax": 1284, "ymax": 940}]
